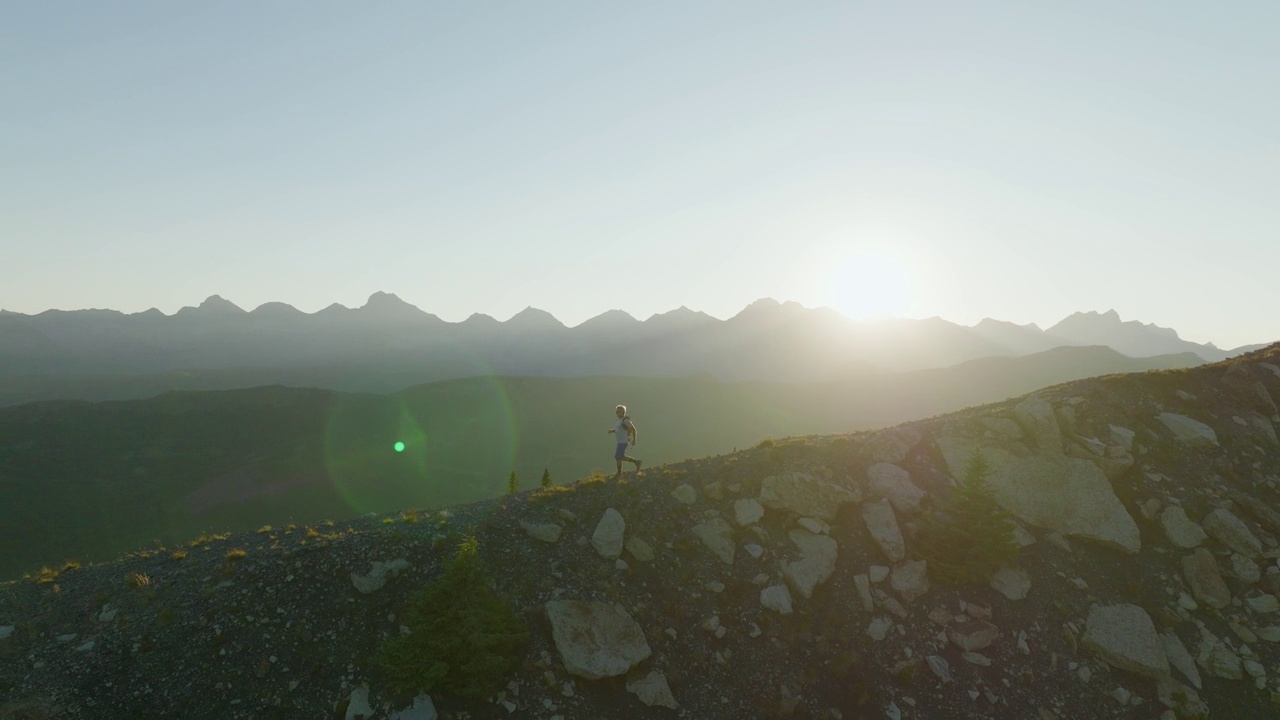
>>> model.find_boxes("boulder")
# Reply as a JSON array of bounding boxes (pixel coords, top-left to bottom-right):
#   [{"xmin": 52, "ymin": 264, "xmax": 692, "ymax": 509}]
[
  {"xmin": 1161, "ymin": 632, "xmax": 1201, "ymax": 690},
  {"xmin": 866, "ymin": 463, "xmax": 926, "ymax": 514},
  {"xmin": 890, "ymin": 560, "xmax": 930, "ymax": 602},
  {"xmin": 1080, "ymin": 604, "xmax": 1169, "ymax": 679},
  {"xmin": 936, "ymin": 437, "xmax": 1140, "ymax": 553},
  {"xmin": 1182, "ymin": 549, "xmax": 1231, "ymax": 609},
  {"xmin": 1202, "ymin": 509, "xmax": 1262, "ymax": 558},
  {"xmin": 760, "ymin": 585, "xmax": 794, "ymax": 615},
  {"xmin": 866, "ymin": 427, "xmax": 923, "ymax": 463},
  {"xmin": 626, "ymin": 671, "xmax": 678, "ymax": 709},
  {"xmin": 350, "ymin": 559, "xmax": 410, "ymax": 594},
  {"xmin": 346, "ymin": 684, "xmax": 374, "ymax": 720},
  {"xmin": 1159, "ymin": 506, "xmax": 1207, "ymax": 549},
  {"xmin": 520, "ymin": 521, "xmax": 562, "ymax": 544},
  {"xmin": 625, "ymin": 537, "xmax": 654, "ymax": 562},
  {"xmin": 592, "ymin": 509, "xmax": 626, "ymax": 559},
  {"xmin": 733, "ymin": 498, "xmax": 765, "ymax": 527},
  {"xmin": 758, "ymin": 472, "xmax": 860, "ymax": 521},
  {"xmin": 861, "ymin": 499, "xmax": 906, "ymax": 563},
  {"xmin": 1158, "ymin": 413, "xmax": 1218, "ymax": 446},
  {"xmin": 1232, "ymin": 554, "xmax": 1261, "ymax": 584},
  {"xmin": 1013, "ymin": 397, "xmax": 1063, "ymax": 453},
  {"xmin": 545, "ymin": 600, "xmax": 652, "ymax": 680},
  {"xmin": 782, "ymin": 530, "xmax": 837, "ymax": 599},
  {"xmin": 947, "ymin": 619, "xmax": 999, "ymax": 652},
  {"xmin": 671, "ymin": 484, "xmax": 697, "ymax": 505},
  {"xmin": 989, "ymin": 566, "xmax": 1032, "ymax": 601},
  {"xmin": 389, "ymin": 694, "xmax": 438, "ymax": 720},
  {"xmin": 1195, "ymin": 626, "xmax": 1242, "ymax": 680},
  {"xmin": 691, "ymin": 518, "xmax": 735, "ymax": 564}
]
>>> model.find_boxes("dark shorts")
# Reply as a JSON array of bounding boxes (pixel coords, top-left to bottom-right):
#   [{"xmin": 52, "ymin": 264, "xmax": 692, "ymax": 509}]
[{"xmin": 615, "ymin": 442, "xmax": 629, "ymax": 460}]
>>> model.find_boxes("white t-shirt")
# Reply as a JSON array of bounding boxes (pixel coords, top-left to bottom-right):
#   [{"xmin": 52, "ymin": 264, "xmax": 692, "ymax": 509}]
[{"xmin": 614, "ymin": 417, "xmax": 634, "ymax": 443}]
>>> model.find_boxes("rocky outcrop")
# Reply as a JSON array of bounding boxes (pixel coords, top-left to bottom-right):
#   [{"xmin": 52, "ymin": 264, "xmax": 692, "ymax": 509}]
[
  {"xmin": 936, "ymin": 437, "xmax": 1140, "ymax": 553},
  {"xmin": 758, "ymin": 472, "xmax": 860, "ymax": 521},
  {"xmin": 545, "ymin": 601, "xmax": 651, "ymax": 680},
  {"xmin": 1080, "ymin": 604, "xmax": 1169, "ymax": 678}
]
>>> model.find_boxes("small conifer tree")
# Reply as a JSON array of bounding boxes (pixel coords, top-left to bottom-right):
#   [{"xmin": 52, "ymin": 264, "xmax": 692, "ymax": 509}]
[
  {"xmin": 377, "ymin": 536, "xmax": 528, "ymax": 699},
  {"xmin": 914, "ymin": 451, "xmax": 1019, "ymax": 585},
  {"xmin": 540, "ymin": 468, "xmax": 552, "ymax": 489},
  {"xmin": 507, "ymin": 471, "xmax": 518, "ymax": 494}
]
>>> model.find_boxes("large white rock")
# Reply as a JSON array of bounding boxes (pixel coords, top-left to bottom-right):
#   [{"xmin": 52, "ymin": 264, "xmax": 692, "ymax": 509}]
[
  {"xmin": 890, "ymin": 560, "xmax": 930, "ymax": 602},
  {"xmin": 866, "ymin": 463, "xmax": 926, "ymax": 514},
  {"xmin": 782, "ymin": 530, "xmax": 837, "ymax": 599},
  {"xmin": 626, "ymin": 671, "xmax": 678, "ymax": 709},
  {"xmin": 936, "ymin": 438, "xmax": 1140, "ymax": 553},
  {"xmin": 760, "ymin": 585, "xmax": 794, "ymax": 615},
  {"xmin": 1202, "ymin": 509, "xmax": 1262, "ymax": 558},
  {"xmin": 592, "ymin": 509, "xmax": 626, "ymax": 559},
  {"xmin": 1080, "ymin": 604, "xmax": 1169, "ymax": 679},
  {"xmin": 1158, "ymin": 413, "xmax": 1219, "ymax": 446},
  {"xmin": 545, "ymin": 601, "xmax": 652, "ymax": 680},
  {"xmin": 733, "ymin": 498, "xmax": 765, "ymax": 527},
  {"xmin": 350, "ymin": 559, "xmax": 411, "ymax": 594},
  {"xmin": 759, "ymin": 472, "xmax": 860, "ymax": 521},
  {"xmin": 1013, "ymin": 397, "xmax": 1063, "ymax": 453},
  {"xmin": 692, "ymin": 518, "xmax": 735, "ymax": 564},
  {"xmin": 1159, "ymin": 505, "xmax": 1207, "ymax": 549},
  {"xmin": 860, "ymin": 499, "xmax": 905, "ymax": 562}
]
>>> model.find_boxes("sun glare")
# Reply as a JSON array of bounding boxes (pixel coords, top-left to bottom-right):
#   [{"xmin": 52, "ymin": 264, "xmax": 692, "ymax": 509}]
[{"xmin": 827, "ymin": 252, "xmax": 910, "ymax": 321}]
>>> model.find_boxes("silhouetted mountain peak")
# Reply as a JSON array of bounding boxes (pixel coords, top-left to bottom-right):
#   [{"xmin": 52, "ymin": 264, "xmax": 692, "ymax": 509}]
[
  {"xmin": 358, "ymin": 292, "xmax": 425, "ymax": 316},
  {"xmin": 506, "ymin": 307, "xmax": 564, "ymax": 329},
  {"xmin": 250, "ymin": 302, "xmax": 304, "ymax": 318},
  {"xmin": 177, "ymin": 295, "xmax": 246, "ymax": 316},
  {"xmin": 577, "ymin": 309, "xmax": 638, "ymax": 328},
  {"xmin": 975, "ymin": 317, "xmax": 1042, "ymax": 332}
]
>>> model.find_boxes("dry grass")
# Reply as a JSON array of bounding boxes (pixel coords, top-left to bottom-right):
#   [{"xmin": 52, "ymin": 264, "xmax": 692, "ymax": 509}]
[
  {"xmin": 169, "ymin": 548, "xmax": 189, "ymax": 561},
  {"xmin": 225, "ymin": 548, "xmax": 247, "ymax": 561},
  {"xmin": 127, "ymin": 571, "xmax": 152, "ymax": 588}
]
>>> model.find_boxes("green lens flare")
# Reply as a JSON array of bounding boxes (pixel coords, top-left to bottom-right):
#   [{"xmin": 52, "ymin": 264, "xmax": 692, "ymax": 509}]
[{"xmin": 394, "ymin": 441, "xmax": 405, "ymax": 452}]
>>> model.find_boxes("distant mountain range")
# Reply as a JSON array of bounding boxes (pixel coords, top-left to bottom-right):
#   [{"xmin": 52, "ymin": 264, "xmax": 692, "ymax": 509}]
[{"xmin": 0, "ymin": 294, "xmax": 1267, "ymax": 406}]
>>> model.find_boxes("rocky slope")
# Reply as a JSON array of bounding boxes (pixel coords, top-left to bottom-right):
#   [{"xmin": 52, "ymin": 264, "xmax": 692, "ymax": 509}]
[{"xmin": 2, "ymin": 344, "xmax": 1279, "ymax": 719}]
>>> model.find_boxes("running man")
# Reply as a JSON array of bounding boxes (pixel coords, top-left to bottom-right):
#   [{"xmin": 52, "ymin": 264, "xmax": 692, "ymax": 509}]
[{"xmin": 607, "ymin": 404, "xmax": 642, "ymax": 478}]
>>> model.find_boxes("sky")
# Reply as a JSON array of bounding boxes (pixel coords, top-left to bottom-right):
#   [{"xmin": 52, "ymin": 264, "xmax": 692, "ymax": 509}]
[{"xmin": 2, "ymin": 2, "xmax": 1277, "ymax": 349}]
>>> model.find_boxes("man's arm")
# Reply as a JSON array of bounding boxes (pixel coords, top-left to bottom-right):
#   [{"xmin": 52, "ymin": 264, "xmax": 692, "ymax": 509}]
[{"xmin": 627, "ymin": 420, "xmax": 638, "ymax": 444}]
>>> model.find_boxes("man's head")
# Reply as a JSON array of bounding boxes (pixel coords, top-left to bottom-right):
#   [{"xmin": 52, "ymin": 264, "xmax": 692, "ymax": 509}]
[{"xmin": 615, "ymin": 404, "xmax": 626, "ymax": 417}]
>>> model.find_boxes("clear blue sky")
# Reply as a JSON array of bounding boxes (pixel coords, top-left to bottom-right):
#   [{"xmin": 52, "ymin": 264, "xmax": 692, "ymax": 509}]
[{"xmin": 3, "ymin": 2, "xmax": 1277, "ymax": 348}]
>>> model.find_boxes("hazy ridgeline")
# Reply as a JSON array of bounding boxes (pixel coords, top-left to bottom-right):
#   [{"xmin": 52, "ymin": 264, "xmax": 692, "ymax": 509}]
[{"xmin": 0, "ymin": 346, "xmax": 1197, "ymax": 579}]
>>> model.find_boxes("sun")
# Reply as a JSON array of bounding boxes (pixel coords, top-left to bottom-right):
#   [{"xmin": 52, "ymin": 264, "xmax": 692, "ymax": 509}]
[{"xmin": 826, "ymin": 251, "xmax": 911, "ymax": 321}]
